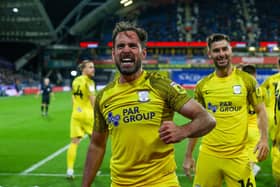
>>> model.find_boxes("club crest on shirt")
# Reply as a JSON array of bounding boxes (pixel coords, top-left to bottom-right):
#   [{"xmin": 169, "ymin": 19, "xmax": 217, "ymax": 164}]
[
  {"xmin": 233, "ymin": 85, "xmax": 241, "ymax": 94},
  {"xmin": 138, "ymin": 91, "xmax": 150, "ymax": 102}
]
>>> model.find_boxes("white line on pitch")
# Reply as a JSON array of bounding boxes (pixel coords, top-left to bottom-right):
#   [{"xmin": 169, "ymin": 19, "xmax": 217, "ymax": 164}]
[
  {"xmin": 20, "ymin": 136, "xmax": 88, "ymax": 175},
  {"xmin": 20, "ymin": 144, "xmax": 70, "ymax": 175},
  {"xmin": 0, "ymin": 172, "xmax": 108, "ymax": 177}
]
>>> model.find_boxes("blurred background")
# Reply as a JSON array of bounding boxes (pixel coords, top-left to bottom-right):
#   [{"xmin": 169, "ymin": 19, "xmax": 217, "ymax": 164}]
[
  {"xmin": 0, "ymin": 0, "xmax": 279, "ymax": 96},
  {"xmin": 0, "ymin": 1, "xmax": 278, "ymax": 186}
]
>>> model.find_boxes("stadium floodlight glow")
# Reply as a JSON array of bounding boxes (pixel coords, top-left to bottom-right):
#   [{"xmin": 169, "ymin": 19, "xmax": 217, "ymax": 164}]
[
  {"xmin": 120, "ymin": 0, "xmax": 133, "ymax": 7},
  {"xmin": 71, "ymin": 70, "xmax": 78, "ymax": 77},
  {"xmin": 12, "ymin": 7, "xmax": 18, "ymax": 13},
  {"xmin": 124, "ymin": 0, "xmax": 133, "ymax": 7},
  {"xmin": 248, "ymin": 46, "xmax": 256, "ymax": 52},
  {"xmin": 273, "ymin": 46, "xmax": 279, "ymax": 51},
  {"xmin": 120, "ymin": 0, "xmax": 128, "ymax": 4}
]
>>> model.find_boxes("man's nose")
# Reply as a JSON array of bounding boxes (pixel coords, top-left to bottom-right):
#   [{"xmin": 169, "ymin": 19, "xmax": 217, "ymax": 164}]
[
  {"xmin": 122, "ymin": 45, "xmax": 131, "ymax": 52},
  {"xmin": 218, "ymin": 49, "xmax": 225, "ymax": 56}
]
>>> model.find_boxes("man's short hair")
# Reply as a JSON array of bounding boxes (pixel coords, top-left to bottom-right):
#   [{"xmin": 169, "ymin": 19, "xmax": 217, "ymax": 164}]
[
  {"xmin": 112, "ymin": 21, "xmax": 148, "ymax": 48},
  {"xmin": 242, "ymin": 64, "xmax": 256, "ymax": 75},
  {"xmin": 78, "ymin": 60, "xmax": 93, "ymax": 71},
  {"xmin": 206, "ymin": 33, "xmax": 230, "ymax": 49}
]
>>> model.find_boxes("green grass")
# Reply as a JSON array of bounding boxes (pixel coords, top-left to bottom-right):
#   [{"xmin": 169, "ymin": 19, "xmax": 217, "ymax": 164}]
[{"xmin": 0, "ymin": 92, "xmax": 275, "ymax": 187}]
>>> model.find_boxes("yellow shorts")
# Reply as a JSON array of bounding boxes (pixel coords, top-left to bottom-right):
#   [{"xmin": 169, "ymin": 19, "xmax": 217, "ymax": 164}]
[
  {"xmin": 111, "ymin": 172, "xmax": 180, "ymax": 187},
  {"xmin": 272, "ymin": 145, "xmax": 280, "ymax": 184},
  {"xmin": 193, "ymin": 152, "xmax": 256, "ymax": 187},
  {"xmin": 247, "ymin": 127, "xmax": 260, "ymax": 163},
  {"xmin": 70, "ymin": 116, "xmax": 93, "ymax": 138}
]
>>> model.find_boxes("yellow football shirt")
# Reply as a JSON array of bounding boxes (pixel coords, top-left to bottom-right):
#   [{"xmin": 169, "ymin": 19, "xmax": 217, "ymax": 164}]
[
  {"xmin": 195, "ymin": 68, "xmax": 262, "ymax": 158},
  {"xmin": 71, "ymin": 75, "xmax": 95, "ymax": 121},
  {"xmin": 261, "ymin": 72, "xmax": 280, "ymax": 139},
  {"xmin": 247, "ymin": 87, "xmax": 264, "ymax": 128},
  {"xmin": 272, "ymin": 80, "xmax": 280, "ymax": 144},
  {"xmin": 94, "ymin": 71, "xmax": 191, "ymax": 186}
]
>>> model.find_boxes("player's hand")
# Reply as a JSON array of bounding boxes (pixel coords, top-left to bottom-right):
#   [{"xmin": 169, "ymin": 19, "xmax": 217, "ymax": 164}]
[
  {"xmin": 254, "ymin": 137, "xmax": 269, "ymax": 162},
  {"xmin": 158, "ymin": 121, "xmax": 184, "ymax": 144},
  {"xmin": 183, "ymin": 155, "xmax": 195, "ymax": 180}
]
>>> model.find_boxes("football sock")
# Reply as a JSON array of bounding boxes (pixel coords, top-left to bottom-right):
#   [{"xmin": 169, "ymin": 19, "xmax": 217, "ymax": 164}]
[{"xmin": 67, "ymin": 143, "xmax": 78, "ymax": 170}]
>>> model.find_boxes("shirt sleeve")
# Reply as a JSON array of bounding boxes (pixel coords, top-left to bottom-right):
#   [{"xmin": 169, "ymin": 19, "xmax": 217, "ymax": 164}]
[
  {"xmin": 247, "ymin": 76, "xmax": 263, "ymax": 107},
  {"xmin": 149, "ymin": 73, "xmax": 191, "ymax": 112},
  {"xmin": 94, "ymin": 92, "xmax": 107, "ymax": 132}
]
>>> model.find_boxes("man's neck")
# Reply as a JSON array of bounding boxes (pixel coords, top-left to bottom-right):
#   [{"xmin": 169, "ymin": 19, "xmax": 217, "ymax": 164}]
[
  {"xmin": 119, "ymin": 70, "xmax": 143, "ymax": 84},
  {"xmin": 216, "ymin": 65, "xmax": 233, "ymax": 78}
]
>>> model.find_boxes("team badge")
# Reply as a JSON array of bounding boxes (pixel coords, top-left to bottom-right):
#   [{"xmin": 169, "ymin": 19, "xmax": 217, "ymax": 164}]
[
  {"xmin": 233, "ymin": 85, "xmax": 241, "ymax": 94},
  {"xmin": 138, "ymin": 91, "xmax": 150, "ymax": 102}
]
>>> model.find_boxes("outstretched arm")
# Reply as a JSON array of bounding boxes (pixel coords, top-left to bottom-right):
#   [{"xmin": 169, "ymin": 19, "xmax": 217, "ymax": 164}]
[
  {"xmin": 159, "ymin": 98, "xmax": 216, "ymax": 143},
  {"xmin": 82, "ymin": 131, "xmax": 108, "ymax": 187}
]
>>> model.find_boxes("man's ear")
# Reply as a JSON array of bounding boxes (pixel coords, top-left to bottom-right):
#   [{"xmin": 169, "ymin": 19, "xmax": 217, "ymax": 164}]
[
  {"xmin": 207, "ymin": 50, "xmax": 211, "ymax": 59},
  {"xmin": 142, "ymin": 48, "xmax": 147, "ymax": 59},
  {"xmin": 112, "ymin": 48, "xmax": 115, "ymax": 60}
]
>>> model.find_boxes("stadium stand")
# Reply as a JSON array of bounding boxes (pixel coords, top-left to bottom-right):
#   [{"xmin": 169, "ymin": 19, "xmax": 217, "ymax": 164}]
[
  {"xmin": 255, "ymin": 0, "xmax": 280, "ymax": 42},
  {"xmin": 0, "ymin": 0, "xmax": 279, "ymax": 96}
]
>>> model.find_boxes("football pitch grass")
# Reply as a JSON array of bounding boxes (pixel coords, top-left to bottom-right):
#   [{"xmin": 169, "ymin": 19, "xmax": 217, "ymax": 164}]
[{"xmin": 0, "ymin": 91, "xmax": 275, "ymax": 187}]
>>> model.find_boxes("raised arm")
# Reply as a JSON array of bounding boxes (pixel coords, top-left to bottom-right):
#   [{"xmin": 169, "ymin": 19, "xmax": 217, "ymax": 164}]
[
  {"xmin": 159, "ymin": 98, "xmax": 216, "ymax": 143},
  {"xmin": 82, "ymin": 131, "xmax": 108, "ymax": 187}
]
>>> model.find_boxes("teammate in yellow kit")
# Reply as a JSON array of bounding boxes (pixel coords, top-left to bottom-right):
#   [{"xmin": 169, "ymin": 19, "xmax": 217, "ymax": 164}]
[
  {"xmin": 66, "ymin": 59, "xmax": 95, "ymax": 179},
  {"xmin": 261, "ymin": 59, "xmax": 280, "ymax": 140},
  {"xmin": 183, "ymin": 33, "xmax": 269, "ymax": 187},
  {"xmin": 261, "ymin": 60, "xmax": 280, "ymax": 186},
  {"xmin": 82, "ymin": 21, "xmax": 216, "ymax": 187},
  {"xmin": 272, "ymin": 82, "xmax": 280, "ymax": 187}
]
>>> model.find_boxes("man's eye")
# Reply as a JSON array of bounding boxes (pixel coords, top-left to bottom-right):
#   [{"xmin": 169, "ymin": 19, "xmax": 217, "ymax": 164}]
[
  {"xmin": 117, "ymin": 44, "xmax": 124, "ymax": 49},
  {"xmin": 222, "ymin": 47, "xmax": 228, "ymax": 51}
]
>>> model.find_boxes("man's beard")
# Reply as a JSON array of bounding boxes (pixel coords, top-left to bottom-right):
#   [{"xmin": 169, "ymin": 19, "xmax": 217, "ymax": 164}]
[
  {"xmin": 116, "ymin": 58, "xmax": 142, "ymax": 76},
  {"xmin": 214, "ymin": 59, "xmax": 230, "ymax": 69}
]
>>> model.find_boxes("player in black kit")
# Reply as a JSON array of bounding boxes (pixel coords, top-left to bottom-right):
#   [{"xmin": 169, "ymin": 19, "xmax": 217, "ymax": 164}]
[{"xmin": 38, "ymin": 78, "xmax": 54, "ymax": 116}]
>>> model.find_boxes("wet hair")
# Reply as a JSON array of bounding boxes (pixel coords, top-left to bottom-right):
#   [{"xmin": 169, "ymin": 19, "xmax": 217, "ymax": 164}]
[
  {"xmin": 112, "ymin": 21, "xmax": 148, "ymax": 48},
  {"xmin": 242, "ymin": 64, "xmax": 256, "ymax": 75},
  {"xmin": 206, "ymin": 33, "xmax": 230, "ymax": 49},
  {"xmin": 78, "ymin": 60, "xmax": 93, "ymax": 71}
]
